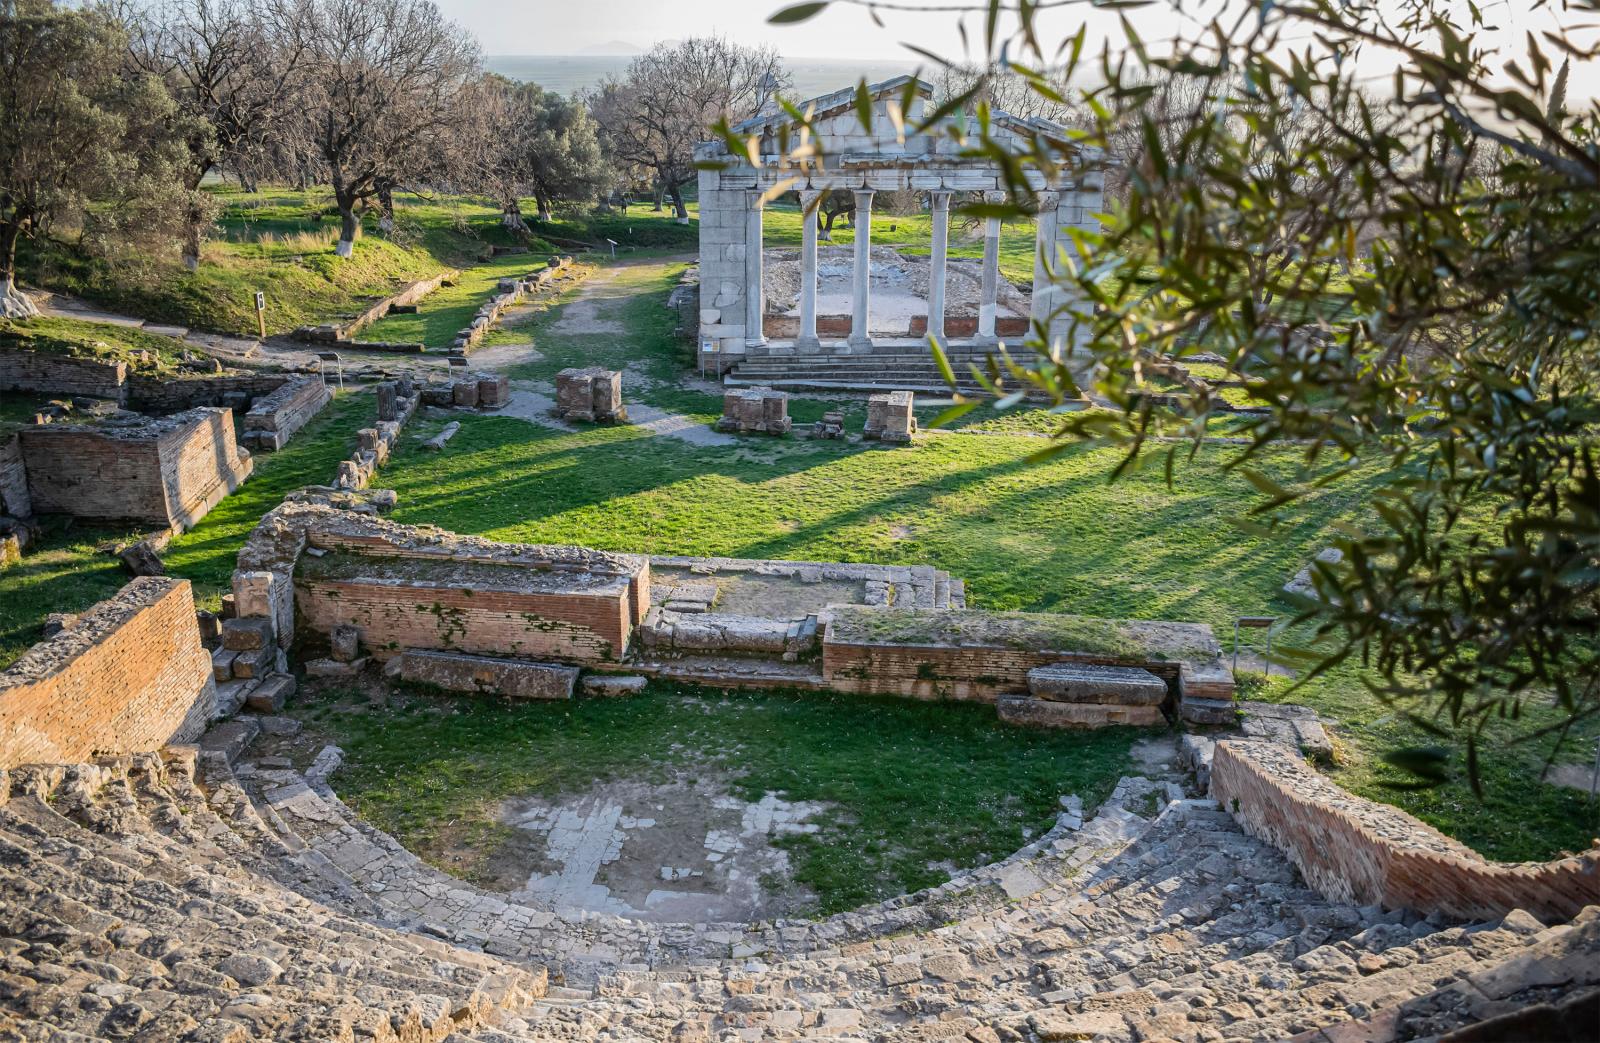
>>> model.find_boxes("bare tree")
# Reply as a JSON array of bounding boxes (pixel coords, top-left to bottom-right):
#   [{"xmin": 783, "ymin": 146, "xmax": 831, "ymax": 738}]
[
  {"xmin": 275, "ymin": 0, "xmax": 478, "ymax": 257},
  {"xmin": 120, "ymin": 0, "xmax": 305, "ymax": 267},
  {"xmin": 590, "ymin": 37, "xmax": 788, "ymax": 221}
]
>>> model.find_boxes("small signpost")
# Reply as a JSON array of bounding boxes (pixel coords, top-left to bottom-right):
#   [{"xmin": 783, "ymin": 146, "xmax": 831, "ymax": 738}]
[
  {"xmin": 254, "ymin": 291, "xmax": 267, "ymax": 340},
  {"xmin": 1233, "ymin": 616, "xmax": 1278, "ymax": 675},
  {"xmin": 446, "ymin": 354, "xmax": 469, "ymax": 369},
  {"xmin": 313, "ymin": 351, "xmax": 343, "ymax": 390},
  {"xmin": 700, "ymin": 338, "xmax": 717, "ymax": 380},
  {"xmin": 606, "ymin": 238, "xmax": 618, "ymax": 259}
]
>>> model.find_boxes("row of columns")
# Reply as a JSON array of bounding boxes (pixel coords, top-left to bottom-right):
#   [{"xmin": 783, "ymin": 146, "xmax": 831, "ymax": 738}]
[{"xmin": 747, "ymin": 187, "xmax": 1066, "ymax": 350}]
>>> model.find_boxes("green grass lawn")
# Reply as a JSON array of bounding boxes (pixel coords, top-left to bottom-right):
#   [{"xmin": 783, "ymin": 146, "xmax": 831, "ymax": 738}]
[
  {"xmin": 0, "ymin": 317, "xmax": 191, "ymax": 371},
  {"xmin": 294, "ymin": 680, "xmax": 1147, "ymax": 914},
  {"xmin": 0, "ymin": 390, "xmax": 370, "ymax": 666}
]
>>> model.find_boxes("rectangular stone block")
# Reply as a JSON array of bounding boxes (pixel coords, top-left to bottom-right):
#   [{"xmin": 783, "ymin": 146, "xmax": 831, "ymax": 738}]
[
  {"xmin": 230, "ymin": 643, "xmax": 275, "ymax": 680},
  {"xmin": 398, "ymin": 650, "xmax": 578, "ymax": 700},
  {"xmin": 1027, "ymin": 664, "xmax": 1168, "ymax": 706},
  {"xmin": 234, "ymin": 570, "xmax": 275, "ymax": 619},
  {"xmin": 452, "ymin": 380, "xmax": 480, "ymax": 408},
  {"xmin": 863, "ymin": 391, "xmax": 916, "ymax": 443},
  {"xmin": 221, "ymin": 617, "xmax": 273, "ymax": 652},
  {"xmin": 477, "ymin": 374, "xmax": 510, "ymax": 409},
  {"xmin": 997, "ymin": 693, "xmax": 1165, "ymax": 730}
]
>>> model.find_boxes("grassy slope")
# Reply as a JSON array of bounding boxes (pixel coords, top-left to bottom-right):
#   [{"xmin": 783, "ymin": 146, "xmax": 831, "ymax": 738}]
[
  {"xmin": 0, "ymin": 392, "xmax": 370, "ymax": 666},
  {"xmin": 0, "ymin": 317, "xmax": 191, "ymax": 370},
  {"xmin": 297, "ymin": 682, "xmax": 1144, "ymax": 913},
  {"xmin": 363, "ymin": 259, "xmax": 1600, "ymax": 865}
]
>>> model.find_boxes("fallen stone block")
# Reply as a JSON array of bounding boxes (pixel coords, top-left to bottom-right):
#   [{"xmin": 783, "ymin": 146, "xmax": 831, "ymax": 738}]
[
  {"xmin": 1179, "ymin": 697, "xmax": 1238, "ymax": 726},
  {"xmin": 477, "ymin": 373, "xmax": 510, "ymax": 408},
  {"xmin": 246, "ymin": 673, "xmax": 296, "ymax": 714},
  {"xmin": 304, "ymin": 657, "xmax": 369, "ymax": 679},
  {"xmin": 399, "ymin": 649, "xmax": 577, "ymax": 700},
  {"xmin": 199, "ymin": 718, "xmax": 260, "ymax": 767},
  {"xmin": 234, "ymin": 571, "xmax": 275, "ymax": 618},
  {"xmin": 1028, "ymin": 663, "xmax": 1168, "ymax": 706},
  {"xmin": 581, "ymin": 674, "xmax": 649, "ymax": 698},
  {"xmin": 230, "ymin": 643, "xmax": 277, "ymax": 680},
  {"xmin": 196, "ymin": 609, "xmax": 221, "ymax": 648},
  {"xmin": 1239, "ymin": 701, "xmax": 1333, "ymax": 761},
  {"xmin": 330, "ymin": 624, "xmax": 361, "ymax": 663},
  {"xmin": 118, "ymin": 539, "xmax": 166, "ymax": 577},
  {"xmin": 421, "ymin": 422, "xmax": 461, "ymax": 451},
  {"xmin": 864, "ymin": 390, "xmax": 917, "ymax": 443},
  {"xmin": 211, "ymin": 648, "xmax": 239, "ymax": 683},
  {"xmin": 997, "ymin": 693, "xmax": 1165, "ymax": 730}
]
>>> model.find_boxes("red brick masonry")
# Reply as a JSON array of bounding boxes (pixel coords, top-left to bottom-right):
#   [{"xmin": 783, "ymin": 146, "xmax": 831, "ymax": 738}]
[
  {"xmin": 1210, "ymin": 738, "xmax": 1600, "ymax": 921},
  {"xmin": 0, "ymin": 578, "xmax": 215, "ymax": 769}
]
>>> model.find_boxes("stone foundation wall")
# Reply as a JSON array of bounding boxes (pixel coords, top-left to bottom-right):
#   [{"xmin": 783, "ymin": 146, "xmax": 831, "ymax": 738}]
[
  {"xmin": 0, "ymin": 436, "xmax": 30, "ymax": 518},
  {"xmin": 0, "ymin": 577, "xmax": 216, "ymax": 769},
  {"xmin": 0, "ymin": 349, "xmax": 127, "ymax": 401},
  {"xmin": 820, "ymin": 607, "xmax": 1227, "ymax": 704},
  {"xmin": 126, "ymin": 373, "xmax": 290, "ymax": 415},
  {"xmin": 238, "ymin": 503, "xmax": 650, "ymax": 664},
  {"xmin": 18, "ymin": 407, "xmax": 252, "ymax": 529},
  {"xmin": 1210, "ymin": 739, "xmax": 1600, "ymax": 921},
  {"xmin": 240, "ymin": 377, "xmax": 332, "ymax": 450}
]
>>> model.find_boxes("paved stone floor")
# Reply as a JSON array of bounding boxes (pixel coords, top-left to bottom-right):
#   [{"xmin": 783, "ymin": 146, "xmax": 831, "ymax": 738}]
[{"xmin": 500, "ymin": 776, "xmax": 825, "ymax": 922}]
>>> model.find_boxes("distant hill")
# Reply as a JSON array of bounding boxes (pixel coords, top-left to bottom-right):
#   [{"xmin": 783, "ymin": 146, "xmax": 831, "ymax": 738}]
[
  {"xmin": 484, "ymin": 55, "xmax": 920, "ymax": 100},
  {"xmin": 579, "ymin": 40, "xmax": 644, "ymax": 56}
]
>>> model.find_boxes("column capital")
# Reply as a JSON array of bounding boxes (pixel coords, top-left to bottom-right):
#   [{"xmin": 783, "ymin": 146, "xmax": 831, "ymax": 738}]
[
  {"xmin": 798, "ymin": 188, "xmax": 822, "ymax": 205},
  {"xmin": 929, "ymin": 190, "xmax": 954, "ymax": 211},
  {"xmin": 852, "ymin": 187, "xmax": 876, "ymax": 206},
  {"xmin": 983, "ymin": 189, "xmax": 1009, "ymax": 205},
  {"xmin": 745, "ymin": 188, "xmax": 768, "ymax": 208},
  {"xmin": 1035, "ymin": 190, "xmax": 1061, "ymax": 211}
]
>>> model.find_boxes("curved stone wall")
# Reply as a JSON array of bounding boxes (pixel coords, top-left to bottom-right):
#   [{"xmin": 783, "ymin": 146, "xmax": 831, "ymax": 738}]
[{"xmin": 1210, "ymin": 737, "xmax": 1600, "ymax": 921}]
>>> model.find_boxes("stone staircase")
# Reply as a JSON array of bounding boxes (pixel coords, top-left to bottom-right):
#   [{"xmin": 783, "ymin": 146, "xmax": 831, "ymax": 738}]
[
  {"xmin": 0, "ymin": 746, "xmax": 1592, "ymax": 1042},
  {"xmin": 725, "ymin": 343, "xmax": 1093, "ymax": 400},
  {"xmin": 0, "ymin": 751, "xmax": 548, "ymax": 1041}
]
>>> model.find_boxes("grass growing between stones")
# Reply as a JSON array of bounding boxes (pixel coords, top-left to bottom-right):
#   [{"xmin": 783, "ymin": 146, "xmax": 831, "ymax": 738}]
[
  {"xmin": 0, "ymin": 390, "xmax": 370, "ymax": 666},
  {"xmin": 293, "ymin": 681, "xmax": 1147, "ymax": 914}
]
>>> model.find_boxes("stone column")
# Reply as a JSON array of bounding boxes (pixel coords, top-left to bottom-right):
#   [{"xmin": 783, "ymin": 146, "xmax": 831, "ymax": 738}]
[
  {"xmin": 797, "ymin": 189, "xmax": 822, "ymax": 352},
  {"xmin": 849, "ymin": 188, "xmax": 876, "ymax": 350},
  {"xmin": 1030, "ymin": 191, "xmax": 1061, "ymax": 348},
  {"xmin": 926, "ymin": 190, "xmax": 953, "ymax": 344},
  {"xmin": 977, "ymin": 191, "xmax": 1004, "ymax": 345},
  {"xmin": 744, "ymin": 189, "xmax": 767, "ymax": 348}
]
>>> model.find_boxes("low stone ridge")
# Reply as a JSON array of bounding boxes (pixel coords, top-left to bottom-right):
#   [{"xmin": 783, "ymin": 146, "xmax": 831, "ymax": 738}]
[
  {"xmin": 1212, "ymin": 738, "xmax": 1600, "ymax": 921},
  {"xmin": 1028, "ymin": 662, "xmax": 1169, "ymax": 705},
  {"xmin": 240, "ymin": 375, "xmax": 332, "ymax": 451},
  {"xmin": 997, "ymin": 693, "xmax": 1166, "ymax": 729},
  {"xmin": 640, "ymin": 609, "xmax": 818, "ymax": 660},
  {"xmin": 398, "ymin": 649, "xmax": 578, "ymax": 700}
]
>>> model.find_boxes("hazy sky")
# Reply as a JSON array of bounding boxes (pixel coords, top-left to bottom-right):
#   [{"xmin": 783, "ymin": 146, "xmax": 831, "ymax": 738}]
[{"xmin": 438, "ymin": 0, "xmax": 1599, "ymax": 97}]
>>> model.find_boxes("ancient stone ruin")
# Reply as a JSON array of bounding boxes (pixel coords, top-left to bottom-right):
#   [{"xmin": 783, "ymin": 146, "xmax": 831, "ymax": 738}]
[
  {"xmin": 863, "ymin": 389, "xmax": 917, "ymax": 443},
  {"xmin": 716, "ymin": 385, "xmax": 791, "ymax": 435},
  {"xmin": 555, "ymin": 366, "xmax": 627, "ymax": 424}
]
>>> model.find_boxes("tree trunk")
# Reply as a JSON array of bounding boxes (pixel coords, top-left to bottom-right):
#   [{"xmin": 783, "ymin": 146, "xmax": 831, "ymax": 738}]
[
  {"xmin": 668, "ymin": 184, "xmax": 689, "ymax": 223},
  {"xmin": 377, "ymin": 183, "xmax": 395, "ymax": 236},
  {"xmin": 651, "ymin": 183, "xmax": 665, "ymax": 212},
  {"xmin": 336, "ymin": 202, "xmax": 359, "ymax": 258},
  {"xmin": 502, "ymin": 200, "xmax": 528, "ymax": 232},
  {"xmin": 535, "ymin": 193, "xmax": 553, "ymax": 222},
  {"xmin": 0, "ymin": 221, "xmax": 38, "ymax": 319}
]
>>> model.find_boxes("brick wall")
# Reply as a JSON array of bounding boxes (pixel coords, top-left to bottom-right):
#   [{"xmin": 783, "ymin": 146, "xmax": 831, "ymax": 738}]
[
  {"xmin": 20, "ymin": 408, "xmax": 252, "ymax": 529},
  {"xmin": 295, "ymin": 575, "xmax": 633, "ymax": 663},
  {"xmin": 0, "ymin": 349, "xmax": 127, "ymax": 401},
  {"xmin": 0, "ymin": 577, "xmax": 216, "ymax": 769},
  {"xmin": 157, "ymin": 408, "xmax": 253, "ymax": 529},
  {"xmin": 1210, "ymin": 739, "xmax": 1600, "ymax": 922},
  {"xmin": 126, "ymin": 373, "xmax": 289, "ymax": 415},
  {"xmin": 19, "ymin": 427, "xmax": 168, "ymax": 522},
  {"xmin": 0, "ymin": 436, "xmax": 29, "ymax": 518}
]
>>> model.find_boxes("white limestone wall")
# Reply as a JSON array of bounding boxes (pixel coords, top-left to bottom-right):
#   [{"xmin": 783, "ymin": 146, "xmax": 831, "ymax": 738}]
[{"xmin": 697, "ymin": 169, "xmax": 750, "ymax": 358}]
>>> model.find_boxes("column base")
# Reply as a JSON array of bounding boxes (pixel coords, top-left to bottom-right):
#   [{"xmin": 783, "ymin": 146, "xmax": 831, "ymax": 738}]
[
  {"xmin": 794, "ymin": 336, "xmax": 823, "ymax": 355},
  {"xmin": 972, "ymin": 335, "xmax": 1001, "ymax": 349},
  {"xmin": 745, "ymin": 336, "xmax": 769, "ymax": 349},
  {"xmin": 847, "ymin": 336, "xmax": 875, "ymax": 353}
]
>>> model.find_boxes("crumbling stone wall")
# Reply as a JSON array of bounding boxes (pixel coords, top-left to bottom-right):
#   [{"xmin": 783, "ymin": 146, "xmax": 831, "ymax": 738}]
[
  {"xmin": 18, "ymin": 407, "xmax": 252, "ymax": 529},
  {"xmin": 237, "ymin": 503, "xmax": 650, "ymax": 664},
  {"xmin": 0, "ymin": 577, "xmax": 216, "ymax": 769},
  {"xmin": 1210, "ymin": 738, "xmax": 1600, "ymax": 921},
  {"xmin": 0, "ymin": 436, "xmax": 29, "ymax": 519},
  {"xmin": 126, "ymin": 373, "xmax": 291, "ymax": 415},
  {"xmin": 240, "ymin": 377, "xmax": 332, "ymax": 450},
  {"xmin": 0, "ymin": 349, "xmax": 127, "ymax": 401},
  {"xmin": 820, "ymin": 606, "xmax": 1231, "ymax": 705}
]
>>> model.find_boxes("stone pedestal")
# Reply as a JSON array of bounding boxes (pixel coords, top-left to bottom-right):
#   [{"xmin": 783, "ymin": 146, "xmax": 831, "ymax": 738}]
[
  {"xmin": 476, "ymin": 374, "xmax": 510, "ymax": 409},
  {"xmin": 716, "ymin": 386, "xmax": 791, "ymax": 435},
  {"xmin": 376, "ymin": 382, "xmax": 398, "ymax": 422},
  {"xmin": 863, "ymin": 391, "xmax": 916, "ymax": 443},
  {"xmin": 555, "ymin": 367, "xmax": 626, "ymax": 424},
  {"xmin": 813, "ymin": 410, "xmax": 845, "ymax": 439}
]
